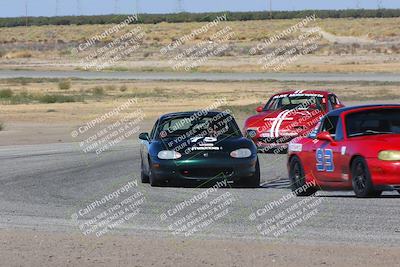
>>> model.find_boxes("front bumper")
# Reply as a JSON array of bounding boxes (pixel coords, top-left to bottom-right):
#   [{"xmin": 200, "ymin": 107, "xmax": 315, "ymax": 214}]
[
  {"xmin": 150, "ymin": 156, "xmax": 258, "ymax": 184},
  {"xmin": 255, "ymin": 141, "xmax": 289, "ymax": 152},
  {"xmin": 368, "ymin": 158, "xmax": 400, "ymax": 187},
  {"xmin": 245, "ymin": 129, "xmax": 297, "ymax": 150}
]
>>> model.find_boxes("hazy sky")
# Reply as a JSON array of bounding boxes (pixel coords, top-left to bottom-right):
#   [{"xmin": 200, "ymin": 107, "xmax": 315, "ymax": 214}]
[{"xmin": 1, "ymin": 0, "xmax": 399, "ymax": 18}]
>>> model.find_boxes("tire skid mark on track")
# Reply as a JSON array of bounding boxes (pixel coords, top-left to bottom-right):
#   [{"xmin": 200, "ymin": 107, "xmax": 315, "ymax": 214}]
[{"xmin": 260, "ymin": 178, "xmax": 291, "ymax": 189}]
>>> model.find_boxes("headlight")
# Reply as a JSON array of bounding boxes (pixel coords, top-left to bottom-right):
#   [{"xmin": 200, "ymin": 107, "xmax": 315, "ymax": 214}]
[
  {"xmin": 230, "ymin": 148, "xmax": 252, "ymax": 158},
  {"xmin": 378, "ymin": 150, "xmax": 400, "ymax": 161},
  {"xmin": 158, "ymin": 150, "xmax": 182, "ymax": 160}
]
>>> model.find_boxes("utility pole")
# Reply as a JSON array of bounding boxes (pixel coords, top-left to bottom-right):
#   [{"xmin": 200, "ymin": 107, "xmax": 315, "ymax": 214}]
[
  {"xmin": 55, "ymin": 0, "xmax": 59, "ymax": 16},
  {"xmin": 269, "ymin": 0, "xmax": 273, "ymax": 20},
  {"xmin": 135, "ymin": 0, "xmax": 140, "ymax": 15},
  {"xmin": 177, "ymin": 0, "xmax": 184, "ymax": 13},
  {"xmin": 114, "ymin": 0, "xmax": 119, "ymax": 14},
  {"xmin": 25, "ymin": 1, "xmax": 28, "ymax": 27},
  {"xmin": 76, "ymin": 0, "xmax": 82, "ymax": 16},
  {"xmin": 377, "ymin": 0, "xmax": 383, "ymax": 9},
  {"xmin": 356, "ymin": 0, "xmax": 361, "ymax": 9}
]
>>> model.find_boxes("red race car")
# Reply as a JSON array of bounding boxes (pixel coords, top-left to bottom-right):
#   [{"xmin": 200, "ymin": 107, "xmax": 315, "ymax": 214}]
[
  {"xmin": 288, "ymin": 104, "xmax": 400, "ymax": 198},
  {"xmin": 244, "ymin": 90, "xmax": 344, "ymax": 153}
]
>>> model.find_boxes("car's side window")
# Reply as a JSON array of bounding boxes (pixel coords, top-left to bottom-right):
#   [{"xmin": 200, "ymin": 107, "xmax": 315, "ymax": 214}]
[
  {"xmin": 329, "ymin": 94, "xmax": 342, "ymax": 110},
  {"xmin": 308, "ymin": 118, "xmax": 323, "ymax": 138},
  {"xmin": 321, "ymin": 116, "xmax": 339, "ymax": 138},
  {"xmin": 334, "ymin": 95, "xmax": 340, "ymax": 105},
  {"xmin": 334, "ymin": 117, "xmax": 344, "ymax": 141},
  {"xmin": 149, "ymin": 119, "xmax": 159, "ymax": 140},
  {"xmin": 328, "ymin": 95, "xmax": 336, "ymax": 110}
]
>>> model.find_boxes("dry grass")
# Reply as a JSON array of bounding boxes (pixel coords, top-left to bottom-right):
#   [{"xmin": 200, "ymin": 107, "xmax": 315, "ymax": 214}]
[
  {"xmin": 1, "ymin": 78, "xmax": 400, "ymax": 124},
  {"xmin": 3, "ymin": 50, "xmax": 32, "ymax": 59},
  {"xmin": 0, "ymin": 17, "xmax": 400, "ymax": 73},
  {"xmin": 1, "ymin": 18, "xmax": 399, "ymax": 44}
]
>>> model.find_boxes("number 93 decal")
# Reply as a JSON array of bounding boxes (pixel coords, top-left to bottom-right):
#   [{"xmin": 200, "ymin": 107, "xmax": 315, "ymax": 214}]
[{"xmin": 316, "ymin": 148, "xmax": 334, "ymax": 172}]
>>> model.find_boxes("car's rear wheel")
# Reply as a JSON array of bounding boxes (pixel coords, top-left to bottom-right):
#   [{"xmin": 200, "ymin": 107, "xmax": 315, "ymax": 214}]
[
  {"xmin": 351, "ymin": 157, "xmax": 382, "ymax": 198},
  {"xmin": 289, "ymin": 156, "xmax": 317, "ymax": 196},
  {"xmin": 140, "ymin": 160, "xmax": 149, "ymax": 183}
]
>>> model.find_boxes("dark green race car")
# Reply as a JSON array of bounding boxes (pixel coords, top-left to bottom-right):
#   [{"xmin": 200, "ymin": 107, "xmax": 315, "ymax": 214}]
[{"xmin": 139, "ymin": 111, "xmax": 260, "ymax": 187}]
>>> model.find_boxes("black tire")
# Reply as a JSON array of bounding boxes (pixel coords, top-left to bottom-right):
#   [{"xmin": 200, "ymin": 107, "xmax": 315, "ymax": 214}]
[
  {"xmin": 289, "ymin": 156, "xmax": 317, "ymax": 196},
  {"xmin": 148, "ymin": 161, "xmax": 162, "ymax": 187},
  {"xmin": 351, "ymin": 157, "xmax": 381, "ymax": 198},
  {"xmin": 244, "ymin": 159, "xmax": 261, "ymax": 188},
  {"xmin": 148, "ymin": 165, "xmax": 157, "ymax": 187},
  {"xmin": 140, "ymin": 159, "xmax": 150, "ymax": 183}
]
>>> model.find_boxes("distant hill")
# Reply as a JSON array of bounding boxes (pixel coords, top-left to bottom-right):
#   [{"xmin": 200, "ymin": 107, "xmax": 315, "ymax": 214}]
[{"xmin": 1, "ymin": 9, "xmax": 400, "ymax": 28}]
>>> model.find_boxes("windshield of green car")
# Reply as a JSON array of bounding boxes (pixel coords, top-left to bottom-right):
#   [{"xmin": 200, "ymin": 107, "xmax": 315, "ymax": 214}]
[{"xmin": 156, "ymin": 113, "xmax": 242, "ymax": 140}]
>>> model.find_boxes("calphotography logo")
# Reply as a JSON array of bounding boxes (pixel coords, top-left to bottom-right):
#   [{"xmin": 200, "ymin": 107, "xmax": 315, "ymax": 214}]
[
  {"xmin": 249, "ymin": 181, "xmax": 330, "ymax": 238},
  {"xmin": 70, "ymin": 98, "xmax": 145, "ymax": 157},
  {"xmin": 159, "ymin": 180, "xmax": 236, "ymax": 237},
  {"xmin": 70, "ymin": 14, "xmax": 146, "ymax": 71},
  {"xmin": 250, "ymin": 14, "xmax": 322, "ymax": 71},
  {"xmin": 160, "ymin": 14, "xmax": 237, "ymax": 71},
  {"xmin": 71, "ymin": 178, "xmax": 145, "ymax": 237}
]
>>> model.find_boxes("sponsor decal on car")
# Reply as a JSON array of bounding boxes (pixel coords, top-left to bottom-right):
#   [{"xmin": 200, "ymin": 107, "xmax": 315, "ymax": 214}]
[
  {"xmin": 268, "ymin": 110, "xmax": 292, "ymax": 138},
  {"xmin": 288, "ymin": 143, "xmax": 303, "ymax": 152},
  {"xmin": 341, "ymin": 146, "xmax": 347, "ymax": 155},
  {"xmin": 190, "ymin": 146, "xmax": 221, "ymax": 151},
  {"xmin": 260, "ymin": 132, "xmax": 272, "ymax": 138}
]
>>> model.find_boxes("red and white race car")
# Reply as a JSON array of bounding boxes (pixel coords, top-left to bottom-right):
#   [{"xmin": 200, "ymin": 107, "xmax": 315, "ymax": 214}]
[
  {"xmin": 243, "ymin": 90, "xmax": 344, "ymax": 153},
  {"xmin": 288, "ymin": 105, "xmax": 400, "ymax": 198}
]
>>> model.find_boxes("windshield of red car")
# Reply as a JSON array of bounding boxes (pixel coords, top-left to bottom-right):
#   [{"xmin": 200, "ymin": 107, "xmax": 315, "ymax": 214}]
[
  {"xmin": 264, "ymin": 94, "xmax": 325, "ymax": 111},
  {"xmin": 346, "ymin": 108, "xmax": 400, "ymax": 137}
]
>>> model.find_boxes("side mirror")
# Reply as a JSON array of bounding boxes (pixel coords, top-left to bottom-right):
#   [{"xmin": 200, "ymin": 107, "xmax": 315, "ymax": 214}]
[
  {"xmin": 256, "ymin": 106, "xmax": 264, "ymax": 113},
  {"xmin": 316, "ymin": 131, "xmax": 336, "ymax": 144},
  {"xmin": 139, "ymin": 132, "xmax": 149, "ymax": 141}
]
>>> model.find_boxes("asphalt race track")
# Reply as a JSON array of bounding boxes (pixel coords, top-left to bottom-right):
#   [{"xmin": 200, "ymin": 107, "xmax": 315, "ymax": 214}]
[{"xmin": 1, "ymin": 141, "xmax": 399, "ymax": 246}]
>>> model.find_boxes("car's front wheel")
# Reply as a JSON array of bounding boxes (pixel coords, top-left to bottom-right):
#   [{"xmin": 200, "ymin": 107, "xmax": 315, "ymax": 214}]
[
  {"xmin": 351, "ymin": 157, "xmax": 382, "ymax": 198},
  {"xmin": 242, "ymin": 159, "xmax": 260, "ymax": 188},
  {"xmin": 289, "ymin": 156, "xmax": 317, "ymax": 196},
  {"xmin": 140, "ymin": 160, "xmax": 149, "ymax": 183},
  {"xmin": 148, "ymin": 161, "xmax": 163, "ymax": 187}
]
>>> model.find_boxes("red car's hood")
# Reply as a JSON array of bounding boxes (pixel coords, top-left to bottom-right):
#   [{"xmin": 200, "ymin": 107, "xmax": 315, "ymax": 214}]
[
  {"xmin": 244, "ymin": 108, "xmax": 324, "ymax": 139},
  {"xmin": 245, "ymin": 109, "xmax": 322, "ymax": 128}
]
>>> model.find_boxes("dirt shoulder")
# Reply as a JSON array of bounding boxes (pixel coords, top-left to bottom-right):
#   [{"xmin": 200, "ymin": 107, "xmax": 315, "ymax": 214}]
[
  {"xmin": 0, "ymin": 229, "xmax": 399, "ymax": 267},
  {"xmin": 1, "ymin": 79, "xmax": 400, "ymax": 146}
]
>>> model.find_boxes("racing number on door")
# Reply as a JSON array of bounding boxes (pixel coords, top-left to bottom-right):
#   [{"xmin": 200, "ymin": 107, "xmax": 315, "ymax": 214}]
[{"xmin": 316, "ymin": 148, "xmax": 334, "ymax": 172}]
